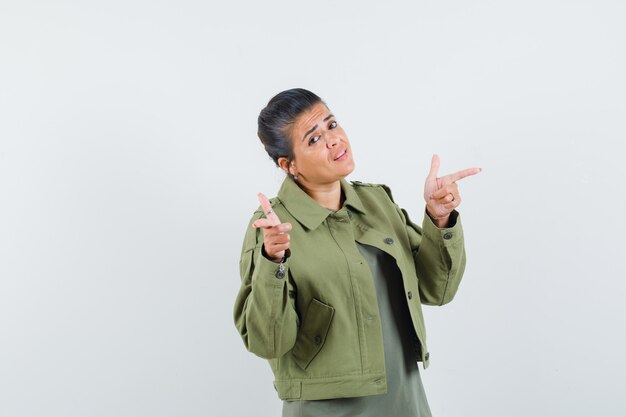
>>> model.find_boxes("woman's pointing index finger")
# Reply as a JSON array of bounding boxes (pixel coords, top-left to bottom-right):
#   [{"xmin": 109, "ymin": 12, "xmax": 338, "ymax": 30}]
[{"xmin": 448, "ymin": 167, "xmax": 482, "ymax": 182}]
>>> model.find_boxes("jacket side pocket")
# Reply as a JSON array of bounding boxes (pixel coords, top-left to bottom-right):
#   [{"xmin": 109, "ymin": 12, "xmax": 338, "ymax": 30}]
[{"xmin": 291, "ymin": 298, "xmax": 335, "ymax": 370}]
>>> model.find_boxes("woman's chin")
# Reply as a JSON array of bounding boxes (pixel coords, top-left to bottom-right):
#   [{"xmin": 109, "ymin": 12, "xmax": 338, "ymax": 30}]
[{"xmin": 343, "ymin": 160, "xmax": 356, "ymax": 175}]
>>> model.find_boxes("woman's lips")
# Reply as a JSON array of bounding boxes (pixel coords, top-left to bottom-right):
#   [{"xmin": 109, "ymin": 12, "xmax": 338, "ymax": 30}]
[{"xmin": 334, "ymin": 149, "xmax": 348, "ymax": 161}]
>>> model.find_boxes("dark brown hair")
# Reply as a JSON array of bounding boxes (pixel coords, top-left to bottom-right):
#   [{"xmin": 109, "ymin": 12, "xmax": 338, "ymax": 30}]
[{"xmin": 257, "ymin": 88, "xmax": 325, "ymax": 178}]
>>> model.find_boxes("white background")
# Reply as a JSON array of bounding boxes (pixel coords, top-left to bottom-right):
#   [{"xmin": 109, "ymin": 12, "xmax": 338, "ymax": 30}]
[{"xmin": 1, "ymin": 1, "xmax": 625, "ymax": 416}]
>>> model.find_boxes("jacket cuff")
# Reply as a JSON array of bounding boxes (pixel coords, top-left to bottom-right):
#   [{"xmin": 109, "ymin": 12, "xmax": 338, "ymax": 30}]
[
  {"xmin": 254, "ymin": 245, "xmax": 291, "ymax": 282},
  {"xmin": 422, "ymin": 209, "xmax": 463, "ymax": 247}
]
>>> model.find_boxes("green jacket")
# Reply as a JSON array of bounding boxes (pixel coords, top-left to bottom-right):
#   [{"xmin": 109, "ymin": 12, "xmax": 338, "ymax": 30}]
[{"xmin": 233, "ymin": 175, "xmax": 466, "ymax": 401}]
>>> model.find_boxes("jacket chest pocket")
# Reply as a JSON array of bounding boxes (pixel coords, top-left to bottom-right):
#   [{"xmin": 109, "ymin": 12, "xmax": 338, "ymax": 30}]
[{"xmin": 291, "ymin": 298, "xmax": 335, "ymax": 370}]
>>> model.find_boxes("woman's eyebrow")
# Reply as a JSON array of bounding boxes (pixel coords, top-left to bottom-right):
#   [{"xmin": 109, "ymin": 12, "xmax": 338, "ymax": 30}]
[{"xmin": 301, "ymin": 114, "xmax": 335, "ymax": 141}]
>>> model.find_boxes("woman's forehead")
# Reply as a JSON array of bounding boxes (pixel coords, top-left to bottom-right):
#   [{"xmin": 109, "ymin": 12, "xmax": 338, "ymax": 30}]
[{"xmin": 294, "ymin": 103, "xmax": 332, "ymax": 132}]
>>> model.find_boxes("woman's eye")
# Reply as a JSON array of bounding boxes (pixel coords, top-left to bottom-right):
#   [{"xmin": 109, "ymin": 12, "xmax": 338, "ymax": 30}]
[
  {"xmin": 329, "ymin": 121, "xmax": 337, "ymax": 128},
  {"xmin": 308, "ymin": 135, "xmax": 320, "ymax": 146}
]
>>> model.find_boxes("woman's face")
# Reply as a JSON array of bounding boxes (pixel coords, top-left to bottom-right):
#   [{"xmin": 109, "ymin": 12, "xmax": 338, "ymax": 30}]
[{"xmin": 281, "ymin": 101, "xmax": 355, "ymax": 185}]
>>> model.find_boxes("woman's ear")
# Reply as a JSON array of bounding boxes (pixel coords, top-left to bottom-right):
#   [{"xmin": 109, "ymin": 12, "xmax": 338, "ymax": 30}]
[{"xmin": 277, "ymin": 157, "xmax": 291, "ymax": 176}]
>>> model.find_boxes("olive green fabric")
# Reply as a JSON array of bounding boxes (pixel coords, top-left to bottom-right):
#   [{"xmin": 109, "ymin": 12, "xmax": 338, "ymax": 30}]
[
  {"xmin": 234, "ymin": 175, "xmax": 466, "ymax": 401},
  {"xmin": 281, "ymin": 241, "xmax": 433, "ymax": 417}
]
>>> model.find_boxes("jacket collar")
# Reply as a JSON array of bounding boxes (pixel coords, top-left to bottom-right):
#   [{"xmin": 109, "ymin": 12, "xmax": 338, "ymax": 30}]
[{"xmin": 277, "ymin": 175, "xmax": 367, "ymax": 231}]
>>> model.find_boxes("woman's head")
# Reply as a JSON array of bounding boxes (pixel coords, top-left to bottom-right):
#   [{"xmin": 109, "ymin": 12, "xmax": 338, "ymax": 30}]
[{"xmin": 257, "ymin": 88, "xmax": 354, "ymax": 186}]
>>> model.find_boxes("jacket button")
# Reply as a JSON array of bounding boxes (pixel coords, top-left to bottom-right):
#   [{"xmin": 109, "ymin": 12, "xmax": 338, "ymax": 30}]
[
  {"xmin": 314, "ymin": 335, "xmax": 322, "ymax": 345},
  {"xmin": 425, "ymin": 352, "xmax": 430, "ymax": 361},
  {"xmin": 275, "ymin": 269, "xmax": 285, "ymax": 279},
  {"xmin": 384, "ymin": 237, "xmax": 394, "ymax": 245},
  {"xmin": 443, "ymin": 232, "xmax": 453, "ymax": 240},
  {"xmin": 407, "ymin": 291, "xmax": 413, "ymax": 300}
]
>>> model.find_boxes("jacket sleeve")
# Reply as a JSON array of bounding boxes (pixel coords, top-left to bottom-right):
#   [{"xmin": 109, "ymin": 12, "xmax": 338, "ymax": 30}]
[
  {"xmin": 233, "ymin": 209, "xmax": 299, "ymax": 359},
  {"xmin": 380, "ymin": 185, "xmax": 467, "ymax": 306}
]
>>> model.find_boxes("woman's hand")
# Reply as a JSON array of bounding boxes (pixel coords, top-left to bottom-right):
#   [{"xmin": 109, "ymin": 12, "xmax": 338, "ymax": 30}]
[
  {"xmin": 251, "ymin": 192, "xmax": 292, "ymax": 263},
  {"xmin": 424, "ymin": 154, "xmax": 481, "ymax": 227}
]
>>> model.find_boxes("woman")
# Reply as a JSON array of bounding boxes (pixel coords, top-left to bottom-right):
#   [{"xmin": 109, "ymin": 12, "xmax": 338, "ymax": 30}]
[{"xmin": 234, "ymin": 88, "xmax": 480, "ymax": 417}]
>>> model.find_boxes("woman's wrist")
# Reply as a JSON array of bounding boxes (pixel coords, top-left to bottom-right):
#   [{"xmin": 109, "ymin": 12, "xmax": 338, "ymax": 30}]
[
  {"xmin": 426, "ymin": 208, "xmax": 450, "ymax": 228},
  {"xmin": 261, "ymin": 244, "xmax": 289, "ymax": 264}
]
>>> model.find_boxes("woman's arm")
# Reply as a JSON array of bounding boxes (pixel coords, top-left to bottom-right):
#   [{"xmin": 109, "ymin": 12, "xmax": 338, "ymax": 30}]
[
  {"xmin": 382, "ymin": 186, "xmax": 467, "ymax": 306},
  {"xmin": 233, "ymin": 210, "xmax": 299, "ymax": 359},
  {"xmin": 413, "ymin": 208, "xmax": 466, "ymax": 305}
]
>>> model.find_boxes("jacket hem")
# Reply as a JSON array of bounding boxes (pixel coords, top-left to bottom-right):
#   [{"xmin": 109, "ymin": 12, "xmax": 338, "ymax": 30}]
[{"xmin": 274, "ymin": 372, "xmax": 387, "ymax": 400}]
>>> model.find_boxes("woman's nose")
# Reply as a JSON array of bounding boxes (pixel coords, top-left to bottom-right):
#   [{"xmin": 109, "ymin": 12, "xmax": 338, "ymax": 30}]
[{"xmin": 324, "ymin": 133, "xmax": 340, "ymax": 147}]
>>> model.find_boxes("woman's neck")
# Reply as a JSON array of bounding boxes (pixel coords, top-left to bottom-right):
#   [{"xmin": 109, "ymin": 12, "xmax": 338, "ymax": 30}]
[{"xmin": 298, "ymin": 179, "xmax": 345, "ymax": 212}]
